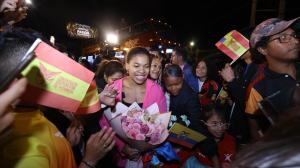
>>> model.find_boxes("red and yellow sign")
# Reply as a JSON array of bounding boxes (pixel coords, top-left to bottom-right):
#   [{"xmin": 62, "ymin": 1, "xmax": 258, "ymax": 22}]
[
  {"xmin": 21, "ymin": 40, "xmax": 100, "ymax": 113},
  {"xmin": 215, "ymin": 30, "xmax": 249, "ymax": 62}
]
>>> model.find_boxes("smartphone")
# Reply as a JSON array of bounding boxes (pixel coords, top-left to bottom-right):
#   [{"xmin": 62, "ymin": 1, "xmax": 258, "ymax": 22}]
[{"xmin": 0, "ymin": 38, "xmax": 40, "ymax": 93}]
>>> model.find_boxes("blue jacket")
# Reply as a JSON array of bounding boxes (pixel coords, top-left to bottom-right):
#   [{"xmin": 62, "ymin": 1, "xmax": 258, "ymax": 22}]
[{"xmin": 183, "ymin": 63, "xmax": 199, "ymax": 93}]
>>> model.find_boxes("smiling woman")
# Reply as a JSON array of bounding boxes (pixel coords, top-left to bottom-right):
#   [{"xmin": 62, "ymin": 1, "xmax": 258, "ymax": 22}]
[
  {"xmin": 125, "ymin": 47, "xmax": 150, "ymax": 86},
  {"xmin": 98, "ymin": 47, "xmax": 167, "ymax": 167}
]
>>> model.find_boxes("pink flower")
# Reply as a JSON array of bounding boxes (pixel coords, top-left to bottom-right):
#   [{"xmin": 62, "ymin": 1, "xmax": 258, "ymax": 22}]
[
  {"xmin": 120, "ymin": 104, "xmax": 169, "ymax": 145},
  {"xmin": 132, "ymin": 118, "xmax": 142, "ymax": 124},
  {"xmin": 127, "ymin": 129, "xmax": 139, "ymax": 139},
  {"xmin": 140, "ymin": 124, "xmax": 149, "ymax": 134},
  {"xmin": 136, "ymin": 133, "xmax": 145, "ymax": 140},
  {"xmin": 132, "ymin": 123, "xmax": 141, "ymax": 130},
  {"xmin": 122, "ymin": 123, "xmax": 130, "ymax": 132}
]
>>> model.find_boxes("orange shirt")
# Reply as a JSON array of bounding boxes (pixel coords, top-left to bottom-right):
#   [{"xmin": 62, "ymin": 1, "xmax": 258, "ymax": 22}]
[{"xmin": 0, "ymin": 110, "xmax": 77, "ymax": 168}]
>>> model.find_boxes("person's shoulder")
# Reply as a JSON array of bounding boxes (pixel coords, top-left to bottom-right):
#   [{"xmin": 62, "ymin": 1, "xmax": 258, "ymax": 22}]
[
  {"xmin": 182, "ymin": 82, "xmax": 198, "ymax": 96},
  {"xmin": 248, "ymin": 66, "xmax": 267, "ymax": 94},
  {"xmin": 206, "ymin": 79, "xmax": 219, "ymax": 87},
  {"xmin": 252, "ymin": 77, "xmax": 266, "ymax": 92},
  {"xmin": 295, "ymin": 62, "xmax": 300, "ymax": 68},
  {"xmin": 111, "ymin": 78, "xmax": 124, "ymax": 87},
  {"xmin": 218, "ymin": 133, "xmax": 236, "ymax": 151},
  {"xmin": 224, "ymin": 132, "xmax": 235, "ymax": 142},
  {"xmin": 184, "ymin": 63, "xmax": 192, "ymax": 68},
  {"xmin": 114, "ymin": 78, "xmax": 124, "ymax": 84},
  {"xmin": 295, "ymin": 62, "xmax": 300, "ymax": 80},
  {"xmin": 183, "ymin": 63, "xmax": 193, "ymax": 72},
  {"xmin": 147, "ymin": 78, "xmax": 156, "ymax": 85},
  {"xmin": 147, "ymin": 79, "xmax": 164, "ymax": 91}
]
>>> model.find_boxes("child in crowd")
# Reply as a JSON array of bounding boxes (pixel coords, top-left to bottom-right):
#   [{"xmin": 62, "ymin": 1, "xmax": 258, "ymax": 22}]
[{"xmin": 184, "ymin": 104, "xmax": 236, "ymax": 168}]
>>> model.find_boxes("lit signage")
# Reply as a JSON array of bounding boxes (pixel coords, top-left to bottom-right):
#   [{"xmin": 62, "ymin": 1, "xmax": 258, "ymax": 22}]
[{"xmin": 66, "ymin": 22, "xmax": 97, "ymax": 39}]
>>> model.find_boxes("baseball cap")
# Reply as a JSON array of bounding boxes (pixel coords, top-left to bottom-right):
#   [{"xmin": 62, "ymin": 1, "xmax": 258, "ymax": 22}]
[{"xmin": 250, "ymin": 17, "xmax": 300, "ymax": 48}]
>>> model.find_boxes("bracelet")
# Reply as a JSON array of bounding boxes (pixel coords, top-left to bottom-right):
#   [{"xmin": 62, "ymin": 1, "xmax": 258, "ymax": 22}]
[{"xmin": 82, "ymin": 160, "xmax": 95, "ymax": 168}]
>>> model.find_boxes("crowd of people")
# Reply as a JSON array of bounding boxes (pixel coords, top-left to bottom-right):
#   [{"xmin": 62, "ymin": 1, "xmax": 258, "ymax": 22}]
[{"xmin": 1, "ymin": 0, "xmax": 300, "ymax": 167}]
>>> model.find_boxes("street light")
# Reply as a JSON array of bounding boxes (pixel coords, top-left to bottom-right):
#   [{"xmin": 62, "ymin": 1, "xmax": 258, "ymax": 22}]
[
  {"xmin": 190, "ymin": 41, "xmax": 195, "ymax": 47},
  {"xmin": 106, "ymin": 33, "xmax": 119, "ymax": 44},
  {"xmin": 25, "ymin": 0, "xmax": 32, "ymax": 5}
]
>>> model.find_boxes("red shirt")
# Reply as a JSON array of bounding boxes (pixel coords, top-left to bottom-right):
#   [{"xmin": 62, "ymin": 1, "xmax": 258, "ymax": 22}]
[
  {"xmin": 200, "ymin": 80, "xmax": 219, "ymax": 106},
  {"xmin": 196, "ymin": 133, "xmax": 236, "ymax": 167}
]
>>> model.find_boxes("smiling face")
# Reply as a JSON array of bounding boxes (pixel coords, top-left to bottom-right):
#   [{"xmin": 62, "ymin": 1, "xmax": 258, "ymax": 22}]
[
  {"xmin": 260, "ymin": 28, "xmax": 300, "ymax": 63},
  {"xmin": 206, "ymin": 114, "xmax": 227, "ymax": 139},
  {"xmin": 126, "ymin": 54, "xmax": 150, "ymax": 85},
  {"xmin": 150, "ymin": 57, "xmax": 162, "ymax": 80},
  {"xmin": 196, "ymin": 61, "xmax": 207, "ymax": 79}
]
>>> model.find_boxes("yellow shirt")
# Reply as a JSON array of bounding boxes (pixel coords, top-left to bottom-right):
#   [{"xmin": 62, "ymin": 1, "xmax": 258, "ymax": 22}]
[{"xmin": 0, "ymin": 110, "xmax": 77, "ymax": 168}]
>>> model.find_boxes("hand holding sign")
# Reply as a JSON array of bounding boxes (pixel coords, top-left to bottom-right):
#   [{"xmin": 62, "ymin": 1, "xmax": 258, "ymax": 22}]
[{"xmin": 21, "ymin": 39, "xmax": 97, "ymax": 113}]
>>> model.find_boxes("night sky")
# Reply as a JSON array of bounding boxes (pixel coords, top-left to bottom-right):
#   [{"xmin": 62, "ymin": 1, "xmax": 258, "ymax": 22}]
[{"xmin": 19, "ymin": 0, "xmax": 300, "ymax": 55}]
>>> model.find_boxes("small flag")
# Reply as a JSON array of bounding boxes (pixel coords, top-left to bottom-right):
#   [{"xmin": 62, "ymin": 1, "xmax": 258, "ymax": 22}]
[
  {"xmin": 215, "ymin": 30, "xmax": 249, "ymax": 63},
  {"xmin": 168, "ymin": 123, "xmax": 206, "ymax": 148},
  {"xmin": 21, "ymin": 39, "xmax": 95, "ymax": 113}
]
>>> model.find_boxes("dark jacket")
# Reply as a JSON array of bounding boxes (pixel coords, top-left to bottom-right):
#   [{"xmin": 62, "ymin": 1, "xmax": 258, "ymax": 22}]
[
  {"xmin": 226, "ymin": 63, "xmax": 259, "ymax": 143},
  {"xmin": 169, "ymin": 82, "xmax": 203, "ymax": 132},
  {"xmin": 169, "ymin": 82, "xmax": 218, "ymax": 158},
  {"xmin": 228, "ymin": 63, "xmax": 259, "ymax": 105}
]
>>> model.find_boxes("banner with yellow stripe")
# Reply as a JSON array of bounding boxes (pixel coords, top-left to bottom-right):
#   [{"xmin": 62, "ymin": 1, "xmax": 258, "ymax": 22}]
[
  {"xmin": 215, "ymin": 30, "xmax": 250, "ymax": 63},
  {"xmin": 20, "ymin": 39, "xmax": 98, "ymax": 113}
]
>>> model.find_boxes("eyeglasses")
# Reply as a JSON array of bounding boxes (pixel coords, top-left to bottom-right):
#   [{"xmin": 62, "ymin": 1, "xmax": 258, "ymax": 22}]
[
  {"xmin": 202, "ymin": 120, "xmax": 230, "ymax": 129},
  {"xmin": 269, "ymin": 33, "xmax": 299, "ymax": 43}
]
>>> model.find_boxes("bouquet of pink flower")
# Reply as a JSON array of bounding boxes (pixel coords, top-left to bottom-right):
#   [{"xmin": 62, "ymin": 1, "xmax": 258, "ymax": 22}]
[
  {"xmin": 104, "ymin": 102, "xmax": 171, "ymax": 151},
  {"xmin": 121, "ymin": 108, "xmax": 166, "ymax": 144}
]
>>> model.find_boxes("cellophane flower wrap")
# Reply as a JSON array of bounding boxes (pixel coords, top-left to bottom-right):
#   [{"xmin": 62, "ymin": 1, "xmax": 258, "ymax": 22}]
[{"xmin": 104, "ymin": 102, "xmax": 171, "ymax": 151}]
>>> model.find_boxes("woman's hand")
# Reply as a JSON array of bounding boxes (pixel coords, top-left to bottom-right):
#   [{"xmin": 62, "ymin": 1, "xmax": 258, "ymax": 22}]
[{"xmin": 99, "ymin": 85, "xmax": 117, "ymax": 106}]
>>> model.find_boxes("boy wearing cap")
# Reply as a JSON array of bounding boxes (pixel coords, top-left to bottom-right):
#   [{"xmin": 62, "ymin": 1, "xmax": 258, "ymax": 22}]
[
  {"xmin": 245, "ymin": 17, "xmax": 300, "ymax": 141},
  {"xmin": 219, "ymin": 28, "xmax": 262, "ymax": 144}
]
